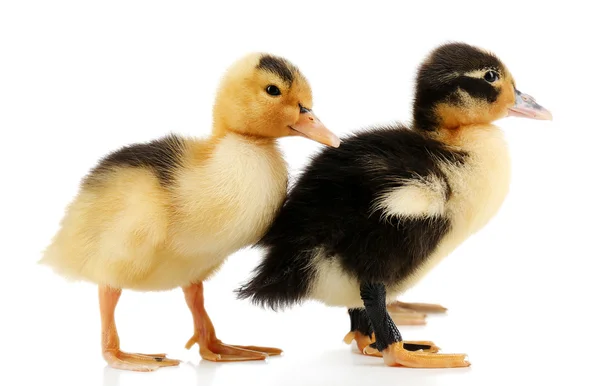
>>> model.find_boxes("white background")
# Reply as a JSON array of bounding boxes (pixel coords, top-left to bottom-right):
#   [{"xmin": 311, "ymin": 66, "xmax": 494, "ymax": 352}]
[{"xmin": 1, "ymin": 1, "xmax": 599, "ymax": 385}]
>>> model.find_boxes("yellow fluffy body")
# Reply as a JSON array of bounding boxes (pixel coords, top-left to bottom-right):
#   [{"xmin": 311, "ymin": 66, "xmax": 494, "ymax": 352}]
[
  {"xmin": 39, "ymin": 52, "xmax": 332, "ymax": 294},
  {"xmin": 41, "ymin": 134, "xmax": 287, "ymax": 291}
]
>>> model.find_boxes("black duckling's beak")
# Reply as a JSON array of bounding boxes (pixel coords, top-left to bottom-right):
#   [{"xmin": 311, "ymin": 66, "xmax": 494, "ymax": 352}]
[
  {"xmin": 290, "ymin": 106, "xmax": 340, "ymax": 147},
  {"xmin": 508, "ymin": 89, "xmax": 553, "ymax": 120}
]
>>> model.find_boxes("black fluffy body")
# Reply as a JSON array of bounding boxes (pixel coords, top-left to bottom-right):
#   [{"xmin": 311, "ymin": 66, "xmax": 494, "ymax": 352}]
[{"xmin": 236, "ymin": 124, "xmax": 466, "ymax": 310}]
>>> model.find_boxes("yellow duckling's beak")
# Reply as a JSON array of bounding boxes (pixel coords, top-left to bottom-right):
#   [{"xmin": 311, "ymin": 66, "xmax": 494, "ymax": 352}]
[
  {"xmin": 508, "ymin": 89, "xmax": 553, "ymax": 120},
  {"xmin": 290, "ymin": 106, "xmax": 340, "ymax": 147}
]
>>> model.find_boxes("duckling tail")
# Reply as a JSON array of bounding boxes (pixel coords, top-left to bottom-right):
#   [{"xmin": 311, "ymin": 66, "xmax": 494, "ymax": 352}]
[{"xmin": 235, "ymin": 244, "xmax": 316, "ymax": 311}]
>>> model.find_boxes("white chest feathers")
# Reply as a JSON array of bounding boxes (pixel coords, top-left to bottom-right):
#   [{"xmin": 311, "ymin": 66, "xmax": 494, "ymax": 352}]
[{"xmin": 172, "ymin": 134, "xmax": 288, "ymax": 257}]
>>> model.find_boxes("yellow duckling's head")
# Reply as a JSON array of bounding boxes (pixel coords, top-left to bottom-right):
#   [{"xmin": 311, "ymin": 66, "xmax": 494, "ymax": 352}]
[{"xmin": 212, "ymin": 52, "xmax": 339, "ymax": 147}]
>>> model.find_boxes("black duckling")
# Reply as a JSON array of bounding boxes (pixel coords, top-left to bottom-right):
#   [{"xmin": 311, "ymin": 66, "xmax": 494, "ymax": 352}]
[{"xmin": 236, "ymin": 42, "xmax": 552, "ymax": 368}]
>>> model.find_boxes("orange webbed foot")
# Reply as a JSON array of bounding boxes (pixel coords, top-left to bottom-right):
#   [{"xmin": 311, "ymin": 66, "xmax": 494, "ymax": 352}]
[
  {"xmin": 103, "ymin": 350, "xmax": 181, "ymax": 372},
  {"xmin": 381, "ymin": 342, "xmax": 470, "ymax": 368},
  {"xmin": 186, "ymin": 334, "xmax": 282, "ymax": 362}
]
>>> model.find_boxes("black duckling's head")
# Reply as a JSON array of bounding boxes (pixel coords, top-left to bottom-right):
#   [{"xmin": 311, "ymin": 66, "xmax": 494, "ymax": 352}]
[{"xmin": 412, "ymin": 42, "xmax": 552, "ymax": 132}]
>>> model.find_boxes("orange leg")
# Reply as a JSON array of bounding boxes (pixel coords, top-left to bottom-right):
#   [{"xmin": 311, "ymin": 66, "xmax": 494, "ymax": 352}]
[
  {"xmin": 183, "ymin": 282, "xmax": 282, "ymax": 362},
  {"xmin": 99, "ymin": 286, "xmax": 180, "ymax": 372}
]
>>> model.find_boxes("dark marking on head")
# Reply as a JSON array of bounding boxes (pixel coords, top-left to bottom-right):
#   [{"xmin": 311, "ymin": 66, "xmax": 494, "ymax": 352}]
[
  {"xmin": 83, "ymin": 133, "xmax": 187, "ymax": 188},
  {"xmin": 421, "ymin": 42, "xmax": 503, "ymax": 80},
  {"xmin": 456, "ymin": 76, "xmax": 500, "ymax": 103},
  {"xmin": 412, "ymin": 42, "xmax": 506, "ymax": 131},
  {"xmin": 257, "ymin": 54, "xmax": 296, "ymax": 85}
]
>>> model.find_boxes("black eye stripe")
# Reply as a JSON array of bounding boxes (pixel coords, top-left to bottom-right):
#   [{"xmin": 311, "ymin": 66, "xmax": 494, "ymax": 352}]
[{"xmin": 456, "ymin": 76, "xmax": 500, "ymax": 103}]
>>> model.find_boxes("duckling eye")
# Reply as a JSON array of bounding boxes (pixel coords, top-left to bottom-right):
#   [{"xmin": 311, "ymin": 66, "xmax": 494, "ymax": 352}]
[
  {"xmin": 484, "ymin": 70, "xmax": 500, "ymax": 83},
  {"xmin": 266, "ymin": 85, "xmax": 281, "ymax": 96}
]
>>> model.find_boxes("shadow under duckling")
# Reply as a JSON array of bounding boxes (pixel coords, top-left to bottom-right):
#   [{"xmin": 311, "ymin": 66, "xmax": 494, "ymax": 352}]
[
  {"xmin": 39, "ymin": 53, "xmax": 339, "ymax": 371},
  {"xmin": 237, "ymin": 42, "xmax": 551, "ymax": 368}
]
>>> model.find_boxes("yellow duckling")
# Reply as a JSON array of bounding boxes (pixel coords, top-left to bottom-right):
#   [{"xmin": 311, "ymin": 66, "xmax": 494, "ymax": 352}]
[{"xmin": 40, "ymin": 52, "xmax": 339, "ymax": 371}]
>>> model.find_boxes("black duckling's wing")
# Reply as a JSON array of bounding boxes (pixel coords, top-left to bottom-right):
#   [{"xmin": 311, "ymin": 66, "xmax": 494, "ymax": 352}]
[{"xmin": 237, "ymin": 124, "xmax": 466, "ymax": 309}]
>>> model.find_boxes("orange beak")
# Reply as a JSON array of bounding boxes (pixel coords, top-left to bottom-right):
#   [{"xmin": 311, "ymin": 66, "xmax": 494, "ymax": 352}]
[{"xmin": 290, "ymin": 109, "xmax": 340, "ymax": 147}]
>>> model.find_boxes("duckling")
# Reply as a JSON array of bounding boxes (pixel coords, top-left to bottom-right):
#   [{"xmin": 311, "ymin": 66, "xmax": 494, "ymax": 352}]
[
  {"xmin": 237, "ymin": 42, "xmax": 552, "ymax": 368},
  {"xmin": 40, "ymin": 52, "xmax": 339, "ymax": 371}
]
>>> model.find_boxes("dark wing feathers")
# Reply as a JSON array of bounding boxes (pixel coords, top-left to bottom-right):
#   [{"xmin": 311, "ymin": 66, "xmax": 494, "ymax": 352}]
[{"xmin": 83, "ymin": 133, "xmax": 187, "ymax": 188}]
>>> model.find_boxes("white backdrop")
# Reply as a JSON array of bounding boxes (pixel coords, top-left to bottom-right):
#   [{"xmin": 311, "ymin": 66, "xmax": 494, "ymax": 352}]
[{"xmin": 1, "ymin": 1, "xmax": 598, "ymax": 386}]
